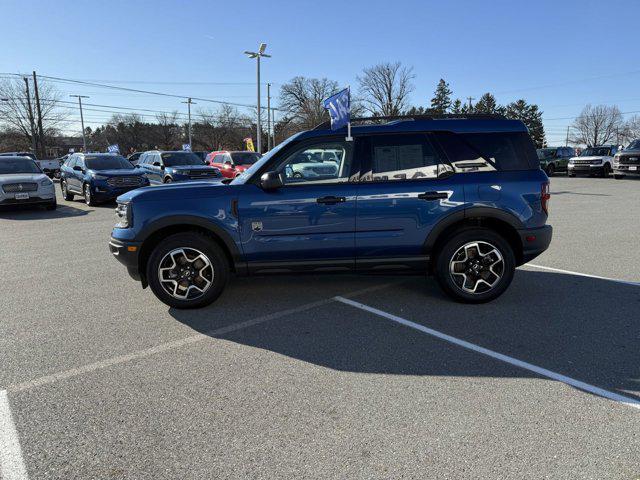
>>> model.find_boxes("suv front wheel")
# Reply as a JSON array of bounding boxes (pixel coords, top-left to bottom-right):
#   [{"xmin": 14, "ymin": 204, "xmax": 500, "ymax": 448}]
[
  {"xmin": 434, "ymin": 228, "xmax": 516, "ymax": 303},
  {"xmin": 147, "ymin": 232, "xmax": 229, "ymax": 309}
]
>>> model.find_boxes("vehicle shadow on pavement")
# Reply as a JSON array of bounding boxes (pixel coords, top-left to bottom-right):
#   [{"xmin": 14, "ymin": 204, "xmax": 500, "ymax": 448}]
[
  {"xmin": 0, "ymin": 203, "xmax": 90, "ymax": 220},
  {"xmin": 170, "ymin": 270, "xmax": 640, "ymax": 404}
]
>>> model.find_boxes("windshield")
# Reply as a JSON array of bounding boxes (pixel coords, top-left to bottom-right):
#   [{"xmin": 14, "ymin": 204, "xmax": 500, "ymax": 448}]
[
  {"xmin": 626, "ymin": 139, "xmax": 640, "ymax": 150},
  {"xmin": 231, "ymin": 152, "xmax": 262, "ymax": 165},
  {"xmin": 85, "ymin": 156, "xmax": 132, "ymax": 170},
  {"xmin": 537, "ymin": 148, "xmax": 557, "ymax": 160},
  {"xmin": 581, "ymin": 147, "xmax": 610, "ymax": 157},
  {"xmin": 161, "ymin": 152, "xmax": 204, "ymax": 166},
  {"xmin": 230, "ymin": 133, "xmax": 302, "ymax": 185},
  {"xmin": 0, "ymin": 158, "xmax": 42, "ymax": 174}
]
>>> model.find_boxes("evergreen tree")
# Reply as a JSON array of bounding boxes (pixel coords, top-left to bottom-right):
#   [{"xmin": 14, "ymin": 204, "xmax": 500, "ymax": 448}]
[
  {"xmin": 473, "ymin": 93, "xmax": 500, "ymax": 114},
  {"xmin": 504, "ymin": 99, "xmax": 546, "ymax": 147},
  {"xmin": 405, "ymin": 106, "xmax": 426, "ymax": 116},
  {"xmin": 430, "ymin": 79, "xmax": 453, "ymax": 114},
  {"xmin": 451, "ymin": 99, "xmax": 463, "ymax": 114}
]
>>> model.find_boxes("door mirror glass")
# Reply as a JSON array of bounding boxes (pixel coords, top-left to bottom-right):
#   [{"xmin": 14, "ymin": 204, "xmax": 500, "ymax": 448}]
[
  {"xmin": 153, "ymin": 162, "xmax": 161, "ymax": 167},
  {"xmin": 73, "ymin": 165, "xmax": 82, "ymax": 171},
  {"xmin": 260, "ymin": 171, "xmax": 283, "ymax": 190}
]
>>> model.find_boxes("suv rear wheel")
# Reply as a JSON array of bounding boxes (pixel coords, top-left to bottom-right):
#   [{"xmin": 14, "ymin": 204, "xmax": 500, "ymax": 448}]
[
  {"xmin": 545, "ymin": 163, "xmax": 555, "ymax": 176},
  {"xmin": 434, "ymin": 228, "xmax": 516, "ymax": 303},
  {"xmin": 147, "ymin": 232, "xmax": 229, "ymax": 309}
]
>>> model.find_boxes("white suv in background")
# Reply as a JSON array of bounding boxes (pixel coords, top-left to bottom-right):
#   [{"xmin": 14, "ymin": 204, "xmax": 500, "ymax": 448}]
[
  {"xmin": 567, "ymin": 145, "xmax": 617, "ymax": 178},
  {"xmin": 0, "ymin": 156, "xmax": 57, "ymax": 209}
]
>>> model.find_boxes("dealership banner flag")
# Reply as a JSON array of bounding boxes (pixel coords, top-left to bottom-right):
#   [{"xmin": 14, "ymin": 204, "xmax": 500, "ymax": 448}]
[
  {"xmin": 244, "ymin": 137, "xmax": 255, "ymax": 152},
  {"xmin": 323, "ymin": 87, "xmax": 350, "ymax": 131},
  {"xmin": 182, "ymin": 143, "xmax": 191, "ymax": 151},
  {"xmin": 107, "ymin": 144, "xmax": 120, "ymax": 153}
]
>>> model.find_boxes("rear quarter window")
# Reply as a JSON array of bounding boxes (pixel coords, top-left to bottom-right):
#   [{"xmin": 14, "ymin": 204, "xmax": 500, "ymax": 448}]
[{"xmin": 435, "ymin": 131, "xmax": 538, "ymax": 172}]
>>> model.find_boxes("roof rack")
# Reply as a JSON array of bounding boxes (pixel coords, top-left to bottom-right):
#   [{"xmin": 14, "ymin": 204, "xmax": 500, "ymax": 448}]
[{"xmin": 313, "ymin": 114, "xmax": 506, "ymax": 130}]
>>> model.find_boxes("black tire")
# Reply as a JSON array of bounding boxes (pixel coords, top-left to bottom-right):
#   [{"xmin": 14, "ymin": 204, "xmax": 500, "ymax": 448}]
[
  {"xmin": 614, "ymin": 174, "xmax": 624, "ymax": 180},
  {"xmin": 45, "ymin": 201, "xmax": 57, "ymax": 211},
  {"xmin": 568, "ymin": 173, "xmax": 575, "ymax": 177},
  {"xmin": 163, "ymin": 177, "xmax": 173, "ymax": 183},
  {"xmin": 601, "ymin": 163, "xmax": 611, "ymax": 178},
  {"xmin": 146, "ymin": 232, "xmax": 229, "ymax": 309},
  {"xmin": 61, "ymin": 179, "xmax": 74, "ymax": 201},
  {"xmin": 434, "ymin": 228, "xmax": 516, "ymax": 304},
  {"xmin": 545, "ymin": 164, "xmax": 555, "ymax": 177},
  {"xmin": 84, "ymin": 183, "xmax": 96, "ymax": 206}
]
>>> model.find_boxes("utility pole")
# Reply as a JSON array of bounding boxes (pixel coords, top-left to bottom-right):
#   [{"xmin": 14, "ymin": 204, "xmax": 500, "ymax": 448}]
[
  {"xmin": 23, "ymin": 77, "xmax": 38, "ymax": 155},
  {"xmin": 32, "ymin": 71, "xmax": 45, "ymax": 158},
  {"xmin": 70, "ymin": 95, "xmax": 89, "ymax": 152},
  {"xmin": 466, "ymin": 96, "xmax": 475, "ymax": 110},
  {"xmin": 565, "ymin": 126, "xmax": 569, "ymax": 147},
  {"xmin": 244, "ymin": 43, "xmax": 271, "ymax": 153},
  {"xmin": 182, "ymin": 98, "xmax": 195, "ymax": 148},
  {"xmin": 266, "ymin": 83, "xmax": 272, "ymax": 151}
]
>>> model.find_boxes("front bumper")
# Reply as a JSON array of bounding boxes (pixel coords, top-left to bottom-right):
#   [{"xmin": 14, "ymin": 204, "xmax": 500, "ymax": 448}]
[
  {"xmin": 93, "ymin": 184, "xmax": 147, "ymax": 201},
  {"xmin": 109, "ymin": 237, "xmax": 142, "ymax": 281},
  {"xmin": 518, "ymin": 225, "xmax": 552, "ymax": 264},
  {"xmin": 568, "ymin": 164, "xmax": 604, "ymax": 175},
  {"xmin": 0, "ymin": 192, "xmax": 55, "ymax": 206},
  {"xmin": 614, "ymin": 165, "xmax": 640, "ymax": 176}
]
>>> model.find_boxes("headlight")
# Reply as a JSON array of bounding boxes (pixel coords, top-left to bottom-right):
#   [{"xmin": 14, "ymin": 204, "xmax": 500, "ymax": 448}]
[
  {"xmin": 40, "ymin": 178, "xmax": 52, "ymax": 186},
  {"xmin": 93, "ymin": 174, "xmax": 108, "ymax": 180},
  {"xmin": 568, "ymin": 159, "xmax": 574, "ymax": 164},
  {"xmin": 115, "ymin": 202, "xmax": 131, "ymax": 228}
]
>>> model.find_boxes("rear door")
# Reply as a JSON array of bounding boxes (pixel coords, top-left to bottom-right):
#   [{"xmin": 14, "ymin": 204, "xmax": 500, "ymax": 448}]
[
  {"xmin": 354, "ymin": 132, "xmax": 466, "ymax": 272},
  {"xmin": 237, "ymin": 138, "xmax": 359, "ymax": 273}
]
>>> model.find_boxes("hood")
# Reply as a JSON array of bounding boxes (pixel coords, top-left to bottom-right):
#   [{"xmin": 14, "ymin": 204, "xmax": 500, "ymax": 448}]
[
  {"xmin": 89, "ymin": 168, "xmax": 143, "ymax": 177},
  {"xmin": 0, "ymin": 173, "xmax": 49, "ymax": 184},
  {"xmin": 117, "ymin": 178, "xmax": 227, "ymax": 203},
  {"xmin": 618, "ymin": 149, "xmax": 640, "ymax": 156},
  {"xmin": 168, "ymin": 165, "xmax": 216, "ymax": 172}
]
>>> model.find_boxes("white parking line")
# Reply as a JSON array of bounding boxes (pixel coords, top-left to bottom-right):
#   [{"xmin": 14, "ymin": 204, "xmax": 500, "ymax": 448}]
[
  {"xmin": 525, "ymin": 263, "xmax": 640, "ymax": 286},
  {"xmin": 0, "ymin": 390, "xmax": 28, "ymax": 480},
  {"xmin": 8, "ymin": 282, "xmax": 397, "ymax": 394},
  {"xmin": 335, "ymin": 296, "xmax": 640, "ymax": 411}
]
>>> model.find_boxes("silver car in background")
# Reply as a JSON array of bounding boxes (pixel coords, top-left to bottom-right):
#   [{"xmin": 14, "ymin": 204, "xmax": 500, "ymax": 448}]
[{"xmin": 0, "ymin": 156, "xmax": 57, "ymax": 209}]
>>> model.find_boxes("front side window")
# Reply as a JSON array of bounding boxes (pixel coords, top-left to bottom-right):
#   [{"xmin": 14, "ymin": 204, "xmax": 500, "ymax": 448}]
[
  {"xmin": 276, "ymin": 142, "xmax": 352, "ymax": 185},
  {"xmin": 360, "ymin": 134, "xmax": 444, "ymax": 182}
]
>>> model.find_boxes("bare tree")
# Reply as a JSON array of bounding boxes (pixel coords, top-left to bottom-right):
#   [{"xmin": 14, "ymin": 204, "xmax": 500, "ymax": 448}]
[
  {"xmin": 279, "ymin": 76, "xmax": 338, "ymax": 129},
  {"xmin": 0, "ymin": 77, "xmax": 67, "ymax": 154},
  {"xmin": 154, "ymin": 111, "xmax": 180, "ymax": 149},
  {"xmin": 621, "ymin": 115, "xmax": 640, "ymax": 145},
  {"xmin": 357, "ymin": 62, "xmax": 414, "ymax": 116},
  {"xmin": 570, "ymin": 105, "xmax": 624, "ymax": 147}
]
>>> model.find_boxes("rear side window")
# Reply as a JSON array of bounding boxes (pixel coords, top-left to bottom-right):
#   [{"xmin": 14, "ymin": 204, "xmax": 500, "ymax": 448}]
[
  {"xmin": 435, "ymin": 131, "xmax": 538, "ymax": 171},
  {"xmin": 360, "ymin": 133, "xmax": 445, "ymax": 182}
]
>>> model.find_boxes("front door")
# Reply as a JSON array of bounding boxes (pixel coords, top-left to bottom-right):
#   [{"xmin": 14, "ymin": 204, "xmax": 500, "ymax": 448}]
[
  {"xmin": 354, "ymin": 132, "xmax": 466, "ymax": 272},
  {"xmin": 237, "ymin": 139, "xmax": 359, "ymax": 274}
]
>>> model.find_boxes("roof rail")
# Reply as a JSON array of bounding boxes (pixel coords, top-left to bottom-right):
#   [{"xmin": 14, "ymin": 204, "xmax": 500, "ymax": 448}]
[{"xmin": 312, "ymin": 114, "xmax": 507, "ymax": 130}]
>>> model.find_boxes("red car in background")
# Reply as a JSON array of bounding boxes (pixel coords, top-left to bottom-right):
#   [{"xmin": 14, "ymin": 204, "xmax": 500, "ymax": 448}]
[{"xmin": 205, "ymin": 150, "xmax": 262, "ymax": 179}]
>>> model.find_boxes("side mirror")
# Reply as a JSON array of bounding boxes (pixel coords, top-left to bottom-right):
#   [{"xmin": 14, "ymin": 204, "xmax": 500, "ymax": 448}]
[
  {"xmin": 73, "ymin": 165, "xmax": 82, "ymax": 171},
  {"xmin": 153, "ymin": 162, "xmax": 161, "ymax": 167},
  {"xmin": 260, "ymin": 171, "xmax": 283, "ymax": 190}
]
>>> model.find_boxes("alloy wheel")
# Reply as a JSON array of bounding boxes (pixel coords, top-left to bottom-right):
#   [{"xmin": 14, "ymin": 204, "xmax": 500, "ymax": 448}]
[
  {"xmin": 449, "ymin": 241, "xmax": 504, "ymax": 294},
  {"xmin": 158, "ymin": 247, "xmax": 214, "ymax": 300}
]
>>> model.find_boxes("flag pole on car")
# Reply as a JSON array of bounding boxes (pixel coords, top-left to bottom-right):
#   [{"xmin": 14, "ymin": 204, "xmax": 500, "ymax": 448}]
[{"xmin": 323, "ymin": 86, "xmax": 352, "ymax": 141}]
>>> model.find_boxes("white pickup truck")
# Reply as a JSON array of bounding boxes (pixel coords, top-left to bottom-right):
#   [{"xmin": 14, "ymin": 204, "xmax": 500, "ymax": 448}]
[{"xmin": 0, "ymin": 152, "xmax": 62, "ymax": 178}]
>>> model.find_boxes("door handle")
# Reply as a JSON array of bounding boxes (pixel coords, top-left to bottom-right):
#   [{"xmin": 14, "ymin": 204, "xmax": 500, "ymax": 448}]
[
  {"xmin": 418, "ymin": 191, "xmax": 448, "ymax": 201},
  {"xmin": 316, "ymin": 196, "xmax": 346, "ymax": 205}
]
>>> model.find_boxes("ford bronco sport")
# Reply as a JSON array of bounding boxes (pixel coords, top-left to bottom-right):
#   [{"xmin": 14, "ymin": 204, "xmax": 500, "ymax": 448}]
[{"xmin": 109, "ymin": 115, "xmax": 552, "ymax": 308}]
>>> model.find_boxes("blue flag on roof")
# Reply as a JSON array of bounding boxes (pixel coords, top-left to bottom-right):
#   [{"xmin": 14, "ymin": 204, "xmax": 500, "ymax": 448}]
[
  {"xmin": 107, "ymin": 144, "xmax": 119, "ymax": 153},
  {"xmin": 323, "ymin": 87, "xmax": 350, "ymax": 131}
]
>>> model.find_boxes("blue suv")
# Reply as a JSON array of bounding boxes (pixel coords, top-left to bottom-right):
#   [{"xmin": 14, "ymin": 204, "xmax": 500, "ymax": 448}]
[
  {"xmin": 109, "ymin": 115, "xmax": 552, "ymax": 308},
  {"xmin": 60, "ymin": 153, "xmax": 149, "ymax": 206},
  {"xmin": 135, "ymin": 150, "xmax": 221, "ymax": 184}
]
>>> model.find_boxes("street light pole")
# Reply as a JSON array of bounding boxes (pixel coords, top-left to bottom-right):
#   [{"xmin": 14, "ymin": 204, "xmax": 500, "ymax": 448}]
[
  {"xmin": 182, "ymin": 98, "xmax": 196, "ymax": 148},
  {"xmin": 267, "ymin": 82, "xmax": 272, "ymax": 151},
  {"xmin": 244, "ymin": 43, "xmax": 271, "ymax": 153},
  {"xmin": 70, "ymin": 95, "xmax": 89, "ymax": 152}
]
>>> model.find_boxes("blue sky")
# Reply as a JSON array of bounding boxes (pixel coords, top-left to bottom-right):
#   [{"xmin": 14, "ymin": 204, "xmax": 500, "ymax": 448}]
[{"xmin": 2, "ymin": 0, "xmax": 638, "ymax": 144}]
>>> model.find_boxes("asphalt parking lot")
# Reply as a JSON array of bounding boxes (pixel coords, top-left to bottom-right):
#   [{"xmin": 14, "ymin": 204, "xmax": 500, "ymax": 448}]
[{"xmin": 1, "ymin": 176, "xmax": 639, "ymax": 480}]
